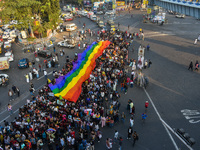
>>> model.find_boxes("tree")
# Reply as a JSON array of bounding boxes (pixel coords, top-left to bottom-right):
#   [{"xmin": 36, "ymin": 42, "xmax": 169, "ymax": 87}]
[{"xmin": 0, "ymin": 0, "xmax": 61, "ymax": 37}]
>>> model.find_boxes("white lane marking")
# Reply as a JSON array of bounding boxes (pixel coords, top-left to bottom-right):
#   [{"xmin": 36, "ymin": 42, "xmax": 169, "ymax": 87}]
[
  {"xmin": 162, "ymin": 122, "xmax": 179, "ymax": 150},
  {"xmin": 37, "ymin": 71, "xmax": 53, "ymax": 80},
  {"xmin": 181, "ymin": 109, "xmax": 200, "ymax": 124},
  {"xmin": 143, "ymin": 88, "xmax": 192, "ymax": 150},
  {"xmin": 0, "ymin": 83, "xmax": 46, "ymax": 124},
  {"xmin": 161, "ymin": 118, "xmax": 194, "ymax": 150}
]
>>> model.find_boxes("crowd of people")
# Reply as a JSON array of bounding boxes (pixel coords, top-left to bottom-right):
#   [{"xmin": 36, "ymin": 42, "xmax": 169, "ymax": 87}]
[{"xmin": 2, "ymin": 16, "xmax": 153, "ymax": 149}]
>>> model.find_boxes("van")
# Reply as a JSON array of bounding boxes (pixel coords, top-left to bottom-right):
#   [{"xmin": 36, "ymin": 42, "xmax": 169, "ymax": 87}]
[
  {"xmin": 21, "ymin": 31, "xmax": 27, "ymax": 39},
  {"xmin": 66, "ymin": 23, "xmax": 77, "ymax": 32},
  {"xmin": 9, "ymin": 30, "xmax": 16, "ymax": 38}
]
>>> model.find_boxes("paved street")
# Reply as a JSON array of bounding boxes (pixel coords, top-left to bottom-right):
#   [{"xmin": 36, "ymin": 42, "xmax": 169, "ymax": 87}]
[{"xmin": 0, "ymin": 9, "xmax": 200, "ymax": 150}]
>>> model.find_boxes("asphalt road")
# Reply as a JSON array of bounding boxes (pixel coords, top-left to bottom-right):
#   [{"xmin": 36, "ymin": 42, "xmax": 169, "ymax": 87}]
[{"xmin": 0, "ymin": 9, "xmax": 200, "ymax": 150}]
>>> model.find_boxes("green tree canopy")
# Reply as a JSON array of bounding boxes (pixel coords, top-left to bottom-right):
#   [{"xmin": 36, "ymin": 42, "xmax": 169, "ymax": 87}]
[{"xmin": 0, "ymin": 0, "xmax": 61, "ymax": 36}]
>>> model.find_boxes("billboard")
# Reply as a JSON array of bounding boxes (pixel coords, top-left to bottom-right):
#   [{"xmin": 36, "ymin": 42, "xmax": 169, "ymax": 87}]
[{"xmin": 116, "ymin": 1, "xmax": 125, "ymax": 6}]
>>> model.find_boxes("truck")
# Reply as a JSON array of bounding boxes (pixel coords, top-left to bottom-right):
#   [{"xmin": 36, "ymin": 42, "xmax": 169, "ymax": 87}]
[{"xmin": 0, "ymin": 57, "xmax": 10, "ymax": 70}]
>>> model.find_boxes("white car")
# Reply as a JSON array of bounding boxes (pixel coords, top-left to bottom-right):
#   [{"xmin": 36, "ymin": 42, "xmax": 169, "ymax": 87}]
[
  {"xmin": 98, "ymin": 21, "xmax": 104, "ymax": 28},
  {"xmin": 10, "ymin": 20, "xmax": 18, "ymax": 25},
  {"xmin": 96, "ymin": 11, "xmax": 103, "ymax": 15},
  {"xmin": 175, "ymin": 14, "xmax": 185, "ymax": 18},
  {"xmin": 7, "ymin": 37, "xmax": 15, "ymax": 43},
  {"xmin": 105, "ymin": 11, "xmax": 115, "ymax": 15},
  {"xmin": 2, "ymin": 24, "xmax": 10, "ymax": 30},
  {"xmin": 57, "ymin": 41, "xmax": 75, "ymax": 48},
  {"xmin": 2, "ymin": 33, "xmax": 10, "ymax": 39},
  {"xmin": 4, "ymin": 41, "xmax": 11, "ymax": 49},
  {"xmin": 5, "ymin": 52, "xmax": 14, "ymax": 62}
]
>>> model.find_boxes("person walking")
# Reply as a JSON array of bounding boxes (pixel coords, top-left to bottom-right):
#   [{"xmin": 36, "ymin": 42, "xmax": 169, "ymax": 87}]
[
  {"xmin": 142, "ymin": 113, "xmax": 147, "ymax": 124},
  {"xmin": 147, "ymin": 44, "xmax": 150, "ymax": 51},
  {"xmin": 188, "ymin": 61, "xmax": 193, "ymax": 71},
  {"xmin": 195, "ymin": 60, "xmax": 199, "ymax": 71},
  {"xmin": 129, "ymin": 100, "xmax": 134, "ymax": 114},
  {"xmin": 144, "ymin": 59, "xmax": 148, "ymax": 69},
  {"xmin": 44, "ymin": 69, "xmax": 47, "ymax": 80},
  {"xmin": 8, "ymin": 89, "xmax": 14, "ymax": 101},
  {"xmin": 101, "ymin": 116, "xmax": 106, "ymax": 128},
  {"xmin": 12, "ymin": 85, "xmax": 16, "ymax": 95},
  {"xmin": 106, "ymin": 138, "xmax": 112, "ymax": 150},
  {"xmin": 132, "ymin": 131, "xmax": 139, "ymax": 146},
  {"xmin": 127, "ymin": 127, "xmax": 133, "ymax": 139},
  {"xmin": 148, "ymin": 59, "xmax": 152, "ymax": 68},
  {"xmin": 121, "ymin": 112, "xmax": 126, "ymax": 123},
  {"xmin": 114, "ymin": 130, "xmax": 119, "ymax": 143},
  {"xmin": 16, "ymin": 87, "xmax": 20, "ymax": 97},
  {"xmin": 25, "ymin": 74, "xmax": 29, "ymax": 83},
  {"xmin": 145, "ymin": 101, "xmax": 149, "ymax": 112},
  {"xmin": 118, "ymin": 137, "xmax": 123, "ymax": 150},
  {"xmin": 53, "ymin": 46, "xmax": 56, "ymax": 53},
  {"xmin": 128, "ymin": 25, "xmax": 129, "ymax": 30},
  {"xmin": 8, "ymin": 104, "xmax": 13, "ymax": 115},
  {"xmin": 130, "ymin": 117, "xmax": 134, "ymax": 127},
  {"xmin": 29, "ymin": 71, "xmax": 33, "ymax": 80}
]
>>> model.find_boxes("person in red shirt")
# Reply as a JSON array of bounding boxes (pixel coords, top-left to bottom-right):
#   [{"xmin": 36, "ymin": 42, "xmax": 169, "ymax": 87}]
[{"xmin": 145, "ymin": 101, "xmax": 149, "ymax": 112}]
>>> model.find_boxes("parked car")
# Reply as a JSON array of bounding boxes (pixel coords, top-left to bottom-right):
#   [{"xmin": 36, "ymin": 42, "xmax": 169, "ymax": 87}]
[
  {"xmin": 96, "ymin": 11, "xmax": 103, "ymax": 15},
  {"xmin": 98, "ymin": 21, "xmax": 104, "ymax": 28},
  {"xmin": 168, "ymin": 10, "xmax": 175, "ymax": 15},
  {"xmin": 175, "ymin": 14, "xmax": 185, "ymax": 18},
  {"xmin": 57, "ymin": 41, "xmax": 75, "ymax": 48},
  {"xmin": 7, "ymin": 37, "xmax": 15, "ymax": 43},
  {"xmin": 4, "ymin": 41, "xmax": 11, "ymax": 49},
  {"xmin": 37, "ymin": 50, "xmax": 52, "ymax": 58},
  {"xmin": 18, "ymin": 58, "xmax": 29, "ymax": 68},
  {"xmin": 107, "ymin": 19, "xmax": 114, "ymax": 25},
  {"xmin": 2, "ymin": 32, "xmax": 10, "ymax": 39},
  {"xmin": 0, "ymin": 74, "xmax": 9, "ymax": 86},
  {"xmin": 5, "ymin": 51, "xmax": 14, "ymax": 62},
  {"xmin": 65, "ymin": 17, "xmax": 74, "ymax": 21}
]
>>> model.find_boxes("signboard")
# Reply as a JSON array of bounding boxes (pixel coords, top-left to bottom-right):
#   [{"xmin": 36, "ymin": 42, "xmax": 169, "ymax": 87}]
[
  {"xmin": 138, "ymin": 46, "xmax": 145, "ymax": 57},
  {"xmin": 147, "ymin": 8, "xmax": 151, "ymax": 14},
  {"xmin": 143, "ymin": 0, "xmax": 148, "ymax": 4},
  {"xmin": 116, "ymin": 1, "xmax": 125, "ymax": 6},
  {"xmin": 112, "ymin": 4, "xmax": 116, "ymax": 9}
]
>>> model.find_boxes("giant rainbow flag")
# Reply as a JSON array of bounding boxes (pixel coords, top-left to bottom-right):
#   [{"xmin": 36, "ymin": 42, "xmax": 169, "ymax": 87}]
[{"xmin": 49, "ymin": 41, "xmax": 110, "ymax": 103}]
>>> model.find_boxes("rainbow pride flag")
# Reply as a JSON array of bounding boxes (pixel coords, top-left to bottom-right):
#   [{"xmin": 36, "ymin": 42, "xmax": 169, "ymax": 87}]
[{"xmin": 48, "ymin": 41, "xmax": 110, "ymax": 103}]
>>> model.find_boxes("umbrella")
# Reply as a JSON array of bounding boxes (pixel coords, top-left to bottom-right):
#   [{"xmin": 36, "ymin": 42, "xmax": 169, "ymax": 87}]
[{"xmin": 47, "ymin": 128, "xmax": 56, "ymax": 132}]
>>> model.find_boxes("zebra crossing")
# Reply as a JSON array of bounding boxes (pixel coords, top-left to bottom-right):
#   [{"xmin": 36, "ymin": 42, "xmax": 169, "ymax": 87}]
[{"xmin": 144, "ymin": 31, "xmax": 175, "ymax": 38}]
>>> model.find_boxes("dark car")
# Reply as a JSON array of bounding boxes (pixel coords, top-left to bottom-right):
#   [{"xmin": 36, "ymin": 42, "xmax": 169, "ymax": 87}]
[
  {"xmin": 18, "ymin": 58, "xmax": 29, "ymax": 68},
  {"xmin": 37, "ymin": 50, "xmax": 52, "ymax": 58}
]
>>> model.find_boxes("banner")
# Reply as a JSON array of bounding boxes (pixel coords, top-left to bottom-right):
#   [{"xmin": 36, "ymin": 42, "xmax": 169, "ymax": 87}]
[
  {"xmin": 49, "ymin": 41, "xmax": 110, "ymax": 103},
  {"xmin": 116, "ymin": 1, "xmax": 125, "ymax": 6},
  {"xmin": 147, "ymin": 8, "xmax": 151, "ymax": 14}
]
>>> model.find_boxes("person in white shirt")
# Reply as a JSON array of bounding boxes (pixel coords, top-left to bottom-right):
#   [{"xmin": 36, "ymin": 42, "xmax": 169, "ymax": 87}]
[
  {"xmin": 114, "ymin": 130, "xmax": 119, "ymax": 142},
  {"xmin": 43, "ymin": 70, "xmax": 47, "ymax": 80}
]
